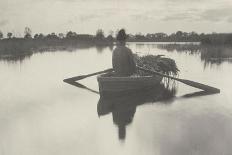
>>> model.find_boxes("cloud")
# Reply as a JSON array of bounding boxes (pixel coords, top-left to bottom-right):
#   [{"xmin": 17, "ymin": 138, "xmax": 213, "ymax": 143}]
[
  {"xmin": 79, "ymin": 14, "xmax": 100, "ymax": 22},
  {"xmin": 0, "ymin": 20, "xmax": 8, "ymax": 27},
  {"xmin": 70, "ymin": 7, "xmax": 141, "ymax": 23},
  {"xmin": 131, "ymin": 13, "xmax": 153, "ymax": 21},
  {"xmin": 161, "ymin": 8, "xmax": 200, "ymax": 21},
  {"xmin": 228, "ymin": 17, "xmax": 232, "ymax": 23},
  {"xmin": 69, "ymin": 9, "xmax": 117, "ymax": 23},
  {"xmin": 0, "ymin": 0, "xmax": 231, "ymax": 33},
  {"xmin": 160, "ymin": 5, "xmax": 232, "ymax": 23},
  {"xmin": 200, "ymin": 6, "xmax": 232, "ymax": 22},
  {"xmin": 162, "ymin": 12, "xmax": 197, "ymax": 21}
]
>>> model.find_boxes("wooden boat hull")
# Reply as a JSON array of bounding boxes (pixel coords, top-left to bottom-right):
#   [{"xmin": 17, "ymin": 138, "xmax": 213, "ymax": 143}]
[{"xmin": 97, "ymin": 73, "xmax": 162, "ymax": 94}]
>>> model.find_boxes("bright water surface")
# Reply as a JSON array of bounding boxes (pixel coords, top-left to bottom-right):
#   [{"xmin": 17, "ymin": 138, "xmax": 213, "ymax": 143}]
[{"xmin": 0, "ymin": 43, "xmax": 232, "ymax": 155}]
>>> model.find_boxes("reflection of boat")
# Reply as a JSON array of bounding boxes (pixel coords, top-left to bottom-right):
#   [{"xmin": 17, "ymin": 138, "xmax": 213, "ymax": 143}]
[
  {"xmin": 97, "ymin": 84, "xmax": 176, "ymax": 140},
  {"xmin": 97, "ymin": 73, "xmax": 163, "ymax": 94}
]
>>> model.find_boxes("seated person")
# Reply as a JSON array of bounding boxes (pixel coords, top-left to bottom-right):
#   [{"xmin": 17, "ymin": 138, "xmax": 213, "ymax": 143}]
[{"xmin": 112, "ymin": 29, "xmax": 136, "ymax": 76}]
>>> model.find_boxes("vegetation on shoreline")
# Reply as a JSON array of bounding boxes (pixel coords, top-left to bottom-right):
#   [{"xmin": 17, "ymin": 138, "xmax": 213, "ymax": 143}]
[
  {"xmin": 0, "ymin": 28, "xmax": 232, "ymax": 55},
  {"xmin": 157, "ymin": 43, "xmax": 232, "ymax": 66},
  {"xmin": 0, "ymin": 27, "xmax": 231, "ymax": 63},
  {"xmin": 128, "ymin": 31, "xmax": 232, "ymax": 45},
  {"xmin": 200, "ymin": 33, "xmax": 232, "ymax": 45},
  {"xmin": 0, "ymin": 28, "xmax": 113, "ymax": 55}
]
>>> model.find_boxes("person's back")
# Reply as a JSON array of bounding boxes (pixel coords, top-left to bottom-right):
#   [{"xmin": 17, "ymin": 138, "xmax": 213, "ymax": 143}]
[
  {"xmin": 112, "ymin": 45, "xmax": 136, "ymax": 76},
  {"xmin": 112, "ymin": 29, "xmax": 136, "ymax": 76}
]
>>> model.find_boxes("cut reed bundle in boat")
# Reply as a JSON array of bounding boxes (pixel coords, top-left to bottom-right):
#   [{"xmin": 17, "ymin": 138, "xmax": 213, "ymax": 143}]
[{"xmin": 134, "ymin": 54, "xmax": 179, "ymax": 76}]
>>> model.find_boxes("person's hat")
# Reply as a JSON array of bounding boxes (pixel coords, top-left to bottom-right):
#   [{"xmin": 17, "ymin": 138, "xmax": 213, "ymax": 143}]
[{"xmin": 116, "ymin": 29, "xmax": 127, "ymax": 42}]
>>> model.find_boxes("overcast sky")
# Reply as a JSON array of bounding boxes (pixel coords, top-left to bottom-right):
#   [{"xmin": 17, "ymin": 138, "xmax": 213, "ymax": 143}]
[{"xmin": 0, "ymin": 0, "xmax": 232, "ymax": 36}]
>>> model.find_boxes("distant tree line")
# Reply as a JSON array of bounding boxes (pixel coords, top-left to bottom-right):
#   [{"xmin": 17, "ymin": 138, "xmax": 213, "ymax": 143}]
[
  {"xmin": 0, "ymin": 27, "xmax": 114, "ymax": 54},
  {"xmin": 0, "ymin": 28, "xmax": 232, "ymax": 48},
  {"xmin": 127, "ymin": 31, "xmax": 200, "ymax": 42},
  {"xmin": 0, "ymin": 27, "xmax": 113, "ymax": 42},
  {"xmin": 127, "ymin": 31, "xmax": 232, "ymax": 45}
]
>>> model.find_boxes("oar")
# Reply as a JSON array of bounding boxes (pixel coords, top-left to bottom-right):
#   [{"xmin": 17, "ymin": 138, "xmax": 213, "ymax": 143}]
[
  {"xmin": 137, "ymin": 66, "xmax": 220, "ymax": 93},
  {"xmin": 63, "ymin": 68, "xmax": 113, "ymax": 82},
  {"xmin": 64, "ymin": 80, "xmax": 99, "ymax": 94}
]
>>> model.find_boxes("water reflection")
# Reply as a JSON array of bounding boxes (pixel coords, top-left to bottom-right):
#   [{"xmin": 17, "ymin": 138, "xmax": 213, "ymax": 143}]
[
  {"xmin": 1, "ymin": 43, "xmax": 231, "ymax": 67},
  {"xmin": 96, "ymin": 45, "xmax": 107, "ymax": 53},
  {"xmin": 64, "ymin": 78, "xmax": 220, "ymax": 141},
  {"xmin": 157, "ymin": 44, "xmax": 232, "ymax": 66},
  {"xmin": 97, "ymin": 84, "xmax": 176, "ymax": 141},
  {"xmin": 0, "ymin": 44, "xmax": 112, "ymax": 62},
  {"xmin": 0, "ymin": 52, "xmax": 33, "ymax": 63},
  {"xmin": 63, "ymin": 78, "xmax": 176, "ymax": 141},
  {"xmin": 108, "ymin": 44, "xmax": 114, "ymax": 51},
  {"xmin": 200, "ymin": 45, "xmax": 232, "ymax": 67},
  {"xmin": 181, "ymin": 90, "xmax": 220, "ymax": 98},
  {"xmin": 1, "ymin": 41, "xmax": 231, "ymax": 154}
]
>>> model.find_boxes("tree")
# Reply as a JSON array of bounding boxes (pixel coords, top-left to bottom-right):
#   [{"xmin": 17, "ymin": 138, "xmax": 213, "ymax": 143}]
[
  {"xmin": 24, "ymin": 27, "xmax": 32, "ymax": 39},
  {"xmin": 225, "ymin": 34, "xmax": 232, "ymax": 44},
  {"xmin": 34, "ymin": 33, "xmax": 39, "ymax": 39},
  {"xmin": 106, "ymin": 34, "xmax": 114, "ymax": 42},
  {"xmin": 34, "ymin": 33, "xmax": 44, "ymax": 39},
  {"xmin": 38, "ymin": 33, "xmax": 45, "ymax": 39},
  {"xmin": 175, "ymin": 31, "xmax": 183, "ymax": 41},
  {"xmin": 0, "ymin": 31, "xmax": 3, "ymax": 39},
  {"xmin": 176, "ymin": 31, "xmax": 183, "ymax": 37},
  {"xmin": 128, "ymin": 34, "xmax": 135, "ymax": 40},
  {"xmin": 58, "ymin": 33, "xmax": 64, "ymax": 39},
  {"xmin": 66, "ymin": 31, "xmax": 77, "ymax": 39},
  {"xmin": 189, "ymin": 31, "xmax": 199, "ymax": 41},
  {"xmin": 135, "ymin": 33, "xmax": 146, "ymax": 41},
  {"xmin": 7, "ymin": 32, "xmax": 13, "ymax": 39},
  {"xmin": 96, "ymin": 29, "xmax": 105, "ymax": 40},
  {"xmin": 46, "ymin": 33, "xmax": 59, "ymax": 39}
]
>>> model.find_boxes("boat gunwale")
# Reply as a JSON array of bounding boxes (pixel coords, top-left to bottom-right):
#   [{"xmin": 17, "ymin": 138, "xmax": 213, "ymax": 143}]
[{"xmin": 97, "ymin": 75, "xmax": 162, "ymax": 82}]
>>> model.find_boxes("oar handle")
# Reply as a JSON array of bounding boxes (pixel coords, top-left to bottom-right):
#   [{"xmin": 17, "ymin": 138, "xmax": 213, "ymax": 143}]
[
  {"xmin": 137, "ymin": 66, "xmax": 178, "ymax": 80},
  {"xmin": 63, "ymin": 68, "xmax": 113, "ymax": 82},
  {"xmin": 81, "ymin": 68, "xmax": 113, "ymax": 78}
]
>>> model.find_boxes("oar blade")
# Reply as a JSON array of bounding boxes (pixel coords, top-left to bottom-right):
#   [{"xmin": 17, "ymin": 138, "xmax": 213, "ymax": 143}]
[
  {"xmin": 63, "ymin": 75, "xmax": 87, "ymax": 82},
  {"xmin": 137, "ymin": 66, "xmax": 220, "ymax": 93},
  {"xmin": 179, "ymin": 79, "xmax": 220, "ymax": 93}
]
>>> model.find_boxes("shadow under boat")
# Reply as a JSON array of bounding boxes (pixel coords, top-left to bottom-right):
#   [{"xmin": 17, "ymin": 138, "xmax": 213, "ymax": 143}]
[{"xmin": 97, "ymin": 83, "xmax": 176, "ymax": 141}]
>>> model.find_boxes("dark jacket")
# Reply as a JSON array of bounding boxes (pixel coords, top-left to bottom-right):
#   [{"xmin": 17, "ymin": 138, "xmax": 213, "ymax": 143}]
[{"xmin": 112, "ymin": 45, "xmax": 136, "ymax": 76}]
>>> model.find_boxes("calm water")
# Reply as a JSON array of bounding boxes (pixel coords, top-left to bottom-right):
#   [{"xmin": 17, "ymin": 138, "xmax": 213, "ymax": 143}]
[{"xmin": 0, "ymin": 43, "xmax": 232, "ymax": 155}]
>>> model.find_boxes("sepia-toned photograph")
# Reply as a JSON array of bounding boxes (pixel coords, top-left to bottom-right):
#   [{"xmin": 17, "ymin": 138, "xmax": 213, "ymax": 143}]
[{"xmin": 0, "ymin": 0, "xmax": 231, "ymax": 154}]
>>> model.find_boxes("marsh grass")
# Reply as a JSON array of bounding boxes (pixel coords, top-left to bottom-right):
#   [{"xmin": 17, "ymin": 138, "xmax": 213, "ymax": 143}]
[{"xmin": 157, "ymin": 43, "xmax": 232, "ymax": 66}]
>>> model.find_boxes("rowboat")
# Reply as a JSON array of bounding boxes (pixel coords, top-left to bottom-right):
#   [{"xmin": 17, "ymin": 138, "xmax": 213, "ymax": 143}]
[{"xmin": 97, "ymin": 72, "xmax": 163, "ymax": 94}]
